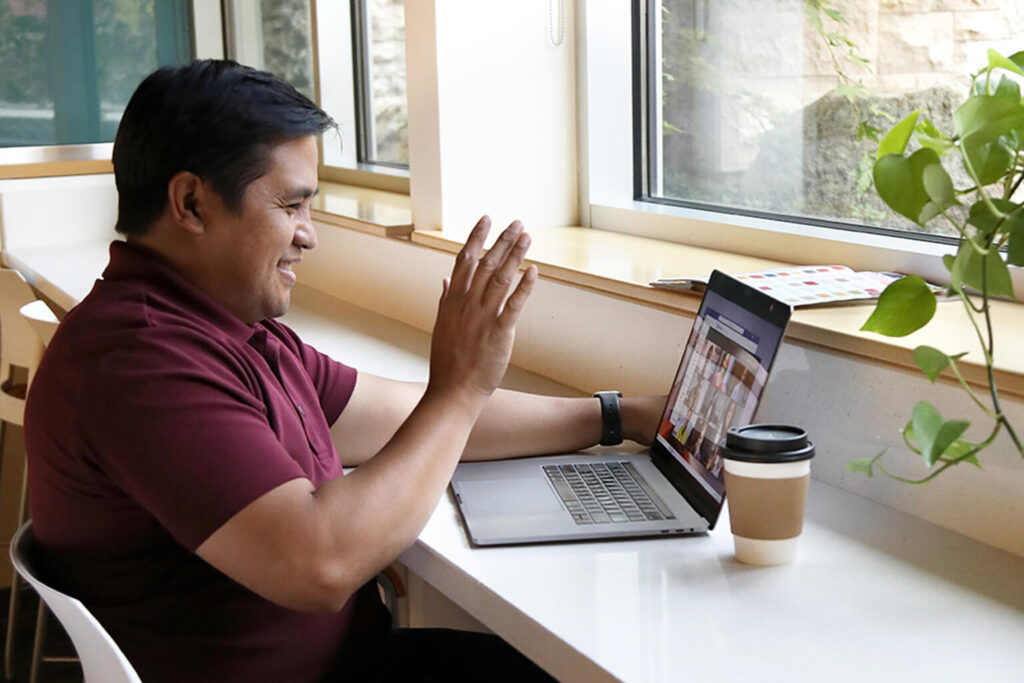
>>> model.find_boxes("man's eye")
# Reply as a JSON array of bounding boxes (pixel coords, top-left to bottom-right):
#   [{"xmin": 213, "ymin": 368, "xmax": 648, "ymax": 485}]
[{"xmin": 286, "ymin": 202, "xmax": 302, "ymax": 210}]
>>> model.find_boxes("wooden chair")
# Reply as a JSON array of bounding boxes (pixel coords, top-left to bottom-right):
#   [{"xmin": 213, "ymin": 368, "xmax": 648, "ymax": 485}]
[
  {"xmin": 0, "ymin": 268, "xmax": 45, "ymax": 681},
  {"xmin": 16, "ymin": 299, "xmax": 62, "ymax": 683},
  {"xmin": 18, "ymin": 300, "xmax": 59, "ymax": 348}
]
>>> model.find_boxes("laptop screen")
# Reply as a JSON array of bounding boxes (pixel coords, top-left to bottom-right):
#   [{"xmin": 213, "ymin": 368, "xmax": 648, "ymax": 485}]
[{"xmin": 649, "ymin": 270, "xmax": 791, "ymax": 528}]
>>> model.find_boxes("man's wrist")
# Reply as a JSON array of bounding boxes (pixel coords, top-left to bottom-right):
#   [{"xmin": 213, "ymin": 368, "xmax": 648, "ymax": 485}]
[
  {"xmin": 422, "ymin": 383, "xmax": 489, "ymax": 424},
  {"xmin": 593, "ymin": 391, "xmax": 623, "ymax": 446}
]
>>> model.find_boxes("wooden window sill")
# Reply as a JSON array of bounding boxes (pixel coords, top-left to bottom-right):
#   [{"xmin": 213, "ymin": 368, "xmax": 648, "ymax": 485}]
[
  {"xmin": 0, "ymin": 144, "xmax": 113, "ymax": 179},
  {"xmin": 311, "ymin": 180, "xmax": 411, "ymax": 238},
  {"xmin": 4, "ymin": 156, "xmax": 1017, "ymax": 400},
  {"xmin": 409, "ymin": 225, "xmax": 1024, "ymax": 400}
]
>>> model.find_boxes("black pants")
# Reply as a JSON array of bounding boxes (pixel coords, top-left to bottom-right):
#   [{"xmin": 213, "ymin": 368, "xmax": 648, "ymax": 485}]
[{"xmin": 336, "ymin": 627, "xmax": 557, "ymax": 682}]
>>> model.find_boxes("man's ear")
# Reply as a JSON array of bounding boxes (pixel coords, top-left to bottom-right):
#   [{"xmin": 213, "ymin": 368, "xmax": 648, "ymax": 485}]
[{"xmin": 166, "ymin": 171, "xmax": 206, "ymax": 235}]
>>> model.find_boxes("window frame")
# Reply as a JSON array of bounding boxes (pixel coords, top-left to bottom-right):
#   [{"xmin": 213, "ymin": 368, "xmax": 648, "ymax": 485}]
[
  {"xmin": 217, "ymin": 1, "xmax": 409, "ymax": 193},
  {"xmin": 579, "ymin": 0, "xmax": 1022, "ymax": 296}
]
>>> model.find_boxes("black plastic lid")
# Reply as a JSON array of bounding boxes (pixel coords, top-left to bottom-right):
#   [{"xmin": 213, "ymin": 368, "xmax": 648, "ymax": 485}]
[{"xmin": 720, "ymin": 424, "xmax": 815, "ymax": 463}]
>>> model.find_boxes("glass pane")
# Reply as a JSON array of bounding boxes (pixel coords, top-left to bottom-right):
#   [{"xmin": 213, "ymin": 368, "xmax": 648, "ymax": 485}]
[
  {"xmin": 655, "ymin": 0, "xmax": 1023, "ymax": 238},
  {"xmin": 258, "ymin": 0, "xmax": 315, "ymax": 101},
  {"xmin": 0, "ymin": 0, "xmax": 188, "ymax": 147},
  {"xmin": 94, "ymin": 0, "xmax": 161, "ymax": 141},
  {"xmin": 0, "ymin": 0, "xmax": 50, "ymax": 146},
  {"xmin": 365, "ymin": 0, "xmax": 407, "ymax": 166},
  {"xmin": 225, "ymin": 1, "xmax": 314, "ymax": 101}
]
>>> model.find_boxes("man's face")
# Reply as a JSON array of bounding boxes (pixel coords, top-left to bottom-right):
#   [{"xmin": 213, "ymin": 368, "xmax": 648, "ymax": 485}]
[{"xmin": 200, "ymin": 135, "xmax": 319, "ymax": 324}]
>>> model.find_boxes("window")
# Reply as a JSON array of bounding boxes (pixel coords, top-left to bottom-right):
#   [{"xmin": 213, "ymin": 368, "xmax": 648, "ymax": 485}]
[
  {"xmin": 224, "ymin": 0, "xmax": 316, "ymax": 101},
  {"xmin": 351, "ymin": 0, "xmax": 408, "ymax": 167},
  {"xmin": 316, "ymin": 0, "xmax": 408, "ymax": 174},
  {"xmin": 0, "ymin": 0, "xmax": 190, "ymax": 146},
  {"xmin": 2, "ymin": 0, "xmax": 407, "ymax": 186},
  {"xmin": 641, "ymin": 0, "xmax": 1024, "ymax": 242}
]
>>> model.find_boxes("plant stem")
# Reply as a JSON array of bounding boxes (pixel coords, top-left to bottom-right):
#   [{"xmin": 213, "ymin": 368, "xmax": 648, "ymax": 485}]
[
  {"xmin": 1004, "ymin": 161, "xmax": 1024, "ymax": 199},
  {"xmin": 1001, "ymin": 408, "xmax": 1024, "ymax": 454},
  {"xmin": 879, "ymin": 421, "xmax": 1002, "ymax": 484},
  {"xmin": 980, "ymin": 288, "xmax": 1024, "ymax": 455},
  {"xmin": 938, "ymin": 207, "xmax": 972, "ymax": 243},
  {"xmin": 956, "ymin": 132, "xmax": 1024, "ymax": 457},
  {"xmin": 1009, "ymin": 168, "xmax": 1024, "ymax": 198},
  {"xmin": 959, "ymin": 290, "xmax": 990, "ymax": 358},
  {"xmin": 876, "ymin": 459, "xmax": 954, "ymax": 484},
  {"xmin": 960, "ymin": 139, "xmax": 1004, "ymax": 219},
  {"xmin": 948, "ymin": 360, "xmax": 999, "ymax": 419}
]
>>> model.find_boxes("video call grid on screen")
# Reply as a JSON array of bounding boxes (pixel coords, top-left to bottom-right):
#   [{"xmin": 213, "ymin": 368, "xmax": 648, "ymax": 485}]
[{"xmin": 655, "ymin": 289, "xmax": 785, "ymax": 502}]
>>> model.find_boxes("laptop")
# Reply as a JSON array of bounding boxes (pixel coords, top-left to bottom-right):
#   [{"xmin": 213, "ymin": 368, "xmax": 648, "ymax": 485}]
[{"xmin": 449, "ymin": 269, "xmax": 792, "ymax": 545}]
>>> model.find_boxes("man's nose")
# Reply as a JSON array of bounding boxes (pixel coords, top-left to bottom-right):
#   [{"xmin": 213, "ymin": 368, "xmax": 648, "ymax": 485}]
[{"xmin": 295, "ymin": 218, "xmax": 317, "ymax": 250}]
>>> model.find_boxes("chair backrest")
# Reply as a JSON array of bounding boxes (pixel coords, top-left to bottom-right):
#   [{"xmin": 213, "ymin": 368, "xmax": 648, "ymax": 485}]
[
  {"xmin": 10, "ymin": 522, "xmax": 142, "ymax": 683},
  {"xmin": 1, "ymin": 269, "xmax": 43, "ymax": 425},
  {"xmin": 19, "ymin": 299, "xmax": 60, "ymax": 347},
  {"xmin": 0, "ymin": 269, "xmax": 41, "ymax": 368}
]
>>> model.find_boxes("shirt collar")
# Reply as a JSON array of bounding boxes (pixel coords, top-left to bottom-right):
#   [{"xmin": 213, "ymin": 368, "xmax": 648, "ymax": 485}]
[{"xmin": 102, "ymin": 240, "xmax": 259, "ymax": 343}]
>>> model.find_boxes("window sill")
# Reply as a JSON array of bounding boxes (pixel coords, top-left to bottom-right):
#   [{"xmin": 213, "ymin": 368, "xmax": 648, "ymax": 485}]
[
  {"xmin": 0, "ymin": 144, "xmax": 113, "ymax": 179},
  {"xmin": 4, "ymin": 159, "xmax": 1017, "ymax": 401},
  {"xmin": 318, "ymin": 164, "xmax": 409, "ymax": 195},
  {"xmin": 311, "ymin": 180, "xmax": 412, "ymax": 238},
  {"xmin": 408, "ymin": 225, "xmax": 1024, "ymax": 400}
]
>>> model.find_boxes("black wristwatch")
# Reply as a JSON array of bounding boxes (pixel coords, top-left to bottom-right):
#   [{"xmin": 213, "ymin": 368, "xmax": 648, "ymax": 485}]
[{"xmin": 593, "ymin": 391, "xmax": 623, "ymax": 446}]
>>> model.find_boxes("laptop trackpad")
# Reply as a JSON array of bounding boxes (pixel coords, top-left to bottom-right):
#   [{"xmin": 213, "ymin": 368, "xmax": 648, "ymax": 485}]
[{"xmin": 457, "ymin": 479, "xmax": 563, "ymax": 515}]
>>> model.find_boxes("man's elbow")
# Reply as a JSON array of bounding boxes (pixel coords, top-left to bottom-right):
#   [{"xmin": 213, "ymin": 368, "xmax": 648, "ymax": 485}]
[
  {"xmin": 279, "ymin": 555, "xmax": 366, "ymax": 613},
  {"xmin": 267, "ymin": 571, "xmax": 348, "ymax": 613}
]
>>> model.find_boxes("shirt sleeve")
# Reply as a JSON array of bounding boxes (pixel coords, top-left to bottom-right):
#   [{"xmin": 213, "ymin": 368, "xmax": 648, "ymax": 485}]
[
  {"xmin": 77, "ymin": 326, "xmax": 309, "ymax": 551},
  {"xmin": 262, "ymin": 319, "xmax": 358, "ymax": 425}
]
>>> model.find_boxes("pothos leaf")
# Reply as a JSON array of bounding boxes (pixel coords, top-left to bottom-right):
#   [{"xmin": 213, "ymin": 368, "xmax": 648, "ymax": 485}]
[
  {"xmin": 948, "ymin": 240, "xmax": 1015, "ymax": 299},
  {"xmin": 877, "ymin": 110, "xmax": 920, "ymax": 159},
  {"xmin": 861, "ymin": 276, "xmax": 937, "ymax": 337},
  {"xmin": 873, "ymin": 148, "xmax": 953, "ymax": 226},
  {"xmin": 913, "ymin": 345, "xmax": 968, "ymax": 383},
  {"xmin": 911, "ymin": 402, "xmax": 971, "ymax": 467}
]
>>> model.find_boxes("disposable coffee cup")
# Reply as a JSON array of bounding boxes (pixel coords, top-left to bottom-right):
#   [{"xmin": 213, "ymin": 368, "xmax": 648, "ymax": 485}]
[{"xmin": 720, "ymin": 425, "xmax": 814, "ymax": 566}]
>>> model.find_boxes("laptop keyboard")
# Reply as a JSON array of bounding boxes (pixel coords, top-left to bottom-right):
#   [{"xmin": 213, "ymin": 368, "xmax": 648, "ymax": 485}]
[{"xmin": 542, "ymin": 461, "xmax": 676, "ymax": 525}]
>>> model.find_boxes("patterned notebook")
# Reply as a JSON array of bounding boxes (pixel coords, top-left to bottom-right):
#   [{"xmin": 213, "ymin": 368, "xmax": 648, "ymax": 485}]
[{"xmin": 651, "ymin": 265, "xmax": 939, "ymax": 308}]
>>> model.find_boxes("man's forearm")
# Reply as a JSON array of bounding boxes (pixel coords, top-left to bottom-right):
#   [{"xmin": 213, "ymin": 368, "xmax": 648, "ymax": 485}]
[
  {"xmin": 461, "ymin": 389, "xmax": 602, "ymax": 460},
  {"xmin": 463, "ymin": 389, "xmax": 663, "ymax": 460}
]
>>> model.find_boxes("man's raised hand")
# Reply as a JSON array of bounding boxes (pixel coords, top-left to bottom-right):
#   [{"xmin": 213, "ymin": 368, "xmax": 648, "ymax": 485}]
[{"xmin": 429, "ymin": 216, "xmax": 537, "ymax": 410}]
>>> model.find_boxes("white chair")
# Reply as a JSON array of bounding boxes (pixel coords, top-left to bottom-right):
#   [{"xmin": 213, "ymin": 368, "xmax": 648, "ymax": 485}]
[
  {"xmin": 19, "ymin": 300, "xmax": 60, "ymax": 348},
  {"xmin": 10, "ymin": 521, "xmax": 141, "ymax": 683}
]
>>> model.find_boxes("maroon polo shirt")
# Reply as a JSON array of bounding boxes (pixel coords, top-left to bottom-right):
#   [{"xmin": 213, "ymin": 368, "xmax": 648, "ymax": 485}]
[{"xmin": 24, "ymin": 241, "xmax": 389, "ymax": 682}]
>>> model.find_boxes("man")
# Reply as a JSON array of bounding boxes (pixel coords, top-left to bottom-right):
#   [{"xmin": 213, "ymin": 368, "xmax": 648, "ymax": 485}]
[{"xmin": 24, "ymin": 60, "xmax": 661, "ymax": 682}]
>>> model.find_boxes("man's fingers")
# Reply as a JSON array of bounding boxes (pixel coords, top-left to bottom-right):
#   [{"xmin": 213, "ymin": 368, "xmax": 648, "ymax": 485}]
[
  {"xmin": 448, "ymin": 215, "xmax": 492, "ymax": 296},
  {"xmin": 498, "ymin": 264, "xmax": 538, "ymax": 329},
  {"xmin": 467, "ymin": 221, "xmax": 521, "ymax": 292},
  {"xmin": 482, "ymin": 231, "xmax": 531, "ymax": 310}
]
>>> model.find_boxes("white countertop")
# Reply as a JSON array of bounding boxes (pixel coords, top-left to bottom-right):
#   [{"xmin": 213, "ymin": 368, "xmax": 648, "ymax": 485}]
[{"xmin": 6, "ymin": 241, "xmax": 1024, "ymax": 682}]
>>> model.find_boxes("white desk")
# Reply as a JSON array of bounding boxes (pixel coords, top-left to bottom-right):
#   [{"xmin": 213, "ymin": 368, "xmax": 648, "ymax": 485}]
[{"xmin": 6, "ymin": 241, "xmax": 1024, "ymax": 682}]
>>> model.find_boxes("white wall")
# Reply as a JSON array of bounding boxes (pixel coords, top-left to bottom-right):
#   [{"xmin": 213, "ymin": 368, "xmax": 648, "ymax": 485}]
[
  {"xmin": 405, "ymin": 0, "xmax": 579, "ymax": 234},
  {"xmin": 0, "ymin": 174, "xmax": 117, "ymax": 250}
]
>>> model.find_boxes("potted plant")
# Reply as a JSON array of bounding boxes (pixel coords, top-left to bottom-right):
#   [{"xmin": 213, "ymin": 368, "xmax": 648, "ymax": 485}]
[{"xmin": 849, "ymin": 50, "xmax": 1024, "ymax": 483}]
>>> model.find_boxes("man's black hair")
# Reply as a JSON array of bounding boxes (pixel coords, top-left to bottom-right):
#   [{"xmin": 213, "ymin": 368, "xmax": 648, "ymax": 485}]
[{"xmin": 112, "ymin": 59, "xmax": 335, "ymax": 236}]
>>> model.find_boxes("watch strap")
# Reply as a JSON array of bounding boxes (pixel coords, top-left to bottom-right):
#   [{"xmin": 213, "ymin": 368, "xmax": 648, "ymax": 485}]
[{"xmin": 594, "ymin": 391, "xmax": 623, "ymax": 446}]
